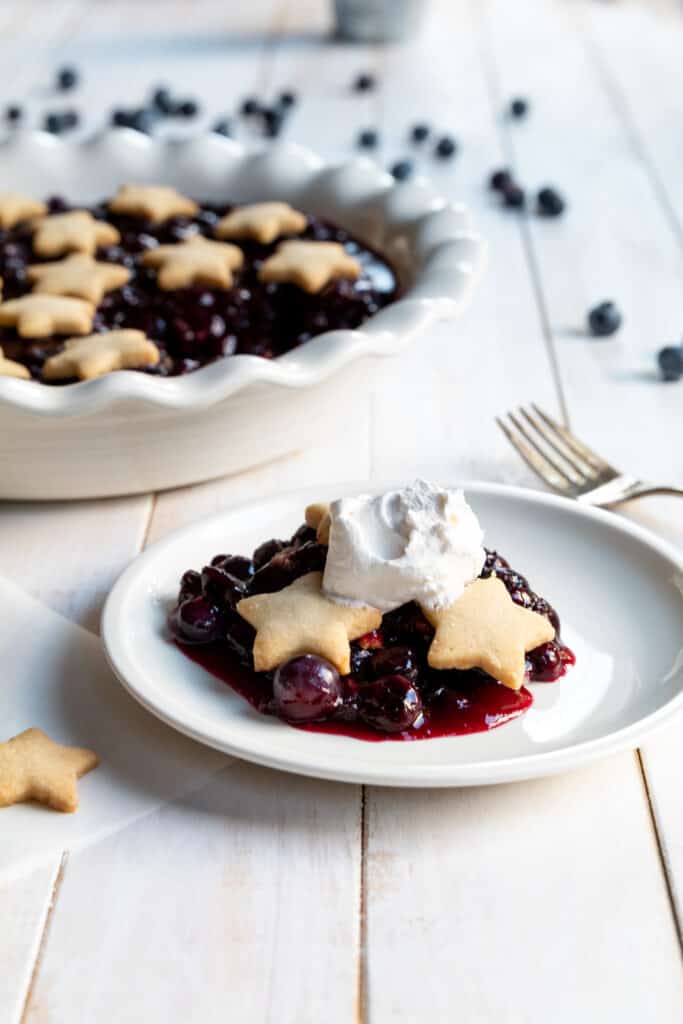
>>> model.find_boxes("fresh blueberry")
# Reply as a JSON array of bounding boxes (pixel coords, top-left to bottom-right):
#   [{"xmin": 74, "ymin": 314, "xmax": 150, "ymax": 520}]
[
  {"xmin": 56, "ymin": 66, "xmax": 78, "ymax": 91},
  {"xmin": 43, "ymin": 112, "xmax": 63, "ymax": 134},
  {"xmin": 241, "ymin": 97, "xmax": 261, "ymax": 116},
  {"xmin": 411, "ymin": 123, "xmax": 430, "ymax": 143},
  {"xmin": 587, "ymin": 301, "xmax": 622, "ymax": 338},
  {"xmin": 537, "ymin": 186, "xmax": 565, "ymax": 217},
  {"xmin": 111, "ymin": 108, "xmax": 132, "ymax": 127},
  {"xmin": 129, "ymin": 108, "xmax": 155, "ymax": 134},
  {"xmin": 353, "ymin": 72, "xmax": 376, "ymax": 92},
  {"xmin": 657, "ymin": 345, "xmax": 683, "ymax": 382},
  {"xmin": 5, "ymin": 104, "xmax": 22, "ymax": 123},
  {"xmin": 262, "ymin": 107, "xmax": 283, "ymax": 137},
  {"xmin": 509, "ymin": 97, "xmax": 529, "ymax": 118},
  {"xmin": 391, "ymin": 160, "xmax": 413, "ymax": 181},
  {"xmin": 502, "ymin": 182, "xmax": 525, "ymax": 208},
  {"xmin": 61, "ymin": 109, "xmax": 79, "ymax": 130},
  {"xmin": 278, "ymin": 90, "xmax": 296, "ymax": 108},
  {"xmin": 151, "ymin": 87, "xmax": 174, "ymax": 114},
  {"xmin": 489, "ymin": 168, "xmax": 512, "ymax": 191},
  {"xmin": 273, "ymin": 655, "xmax": 342, "ymax": 723},
  {"xmin": 212, "ymin": 118, "xmax": 233, "ymax": 137},
  {"xmin": 357, "ymin": 128, "xmax": 378, "ymax": 149},
  {"xmin": 435, "ymin": 135, "xmax": 457, "ymax": 159}
]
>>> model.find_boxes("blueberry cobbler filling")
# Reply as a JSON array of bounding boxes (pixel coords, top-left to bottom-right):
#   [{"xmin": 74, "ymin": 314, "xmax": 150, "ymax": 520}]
[
  {"xmin": 169, "ymin": 525, "xmax": 575, "ymax": 742},
  {"xmin": 0, "ymin": 197, "xmax": 397, "ymax": 382}
]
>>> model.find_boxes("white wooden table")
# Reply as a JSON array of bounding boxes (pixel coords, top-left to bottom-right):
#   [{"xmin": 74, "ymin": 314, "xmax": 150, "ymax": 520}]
[{"xmin": 2, "ymin": 1, "xmax": 683, "ymax": 1020}]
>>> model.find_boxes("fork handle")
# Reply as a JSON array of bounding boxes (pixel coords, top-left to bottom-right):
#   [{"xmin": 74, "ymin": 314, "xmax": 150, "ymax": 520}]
[{"xmin": 625, "ymin": 484, "xmax": 683, "ymax": 500}]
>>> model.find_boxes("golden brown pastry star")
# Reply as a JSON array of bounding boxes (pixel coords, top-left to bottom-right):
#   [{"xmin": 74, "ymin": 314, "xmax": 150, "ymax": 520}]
[
  {"xmin": 142, "ymin": 236, "xmax": 244, "ymax": 290},
  {"xmin": 0, "ymin": 191, "xmax": 47, "ymax": 230},
  {"xmin": 0, "ymin": 728, "xmax": 99, "ymax": 813},
  {"xmin": 236, "ymin": 571, "xmax": 381, "ymax": 674},
  {"xmin": 43, "ymin": 329, "xmax": 161, "ymax": 381},
  {"xmin": 32, "ymin": 210, "xmax": 121, "ymax": 258},
  {"xmin": 258, "ymin": 240, "xmax": 361, "ymax": 294},
  {"xmin": 0, "ymin": 345, "xmax": 30, "ymax": 379},
  {"xmin": 27, "ymin": 253, "xmax": 131, "ymax": 304},
  {"xmin": 215, "ymin": 201, "xmax": 307, "ymax": 245},
  {"xmin": 422, "ymin": 576, "xmax": 555, "ymax": 690},
  {"xmin": 108, "ymin": 184, "xmax": 199, "ymax": 223},
  {"xmin": 0, "ymin": 294, "xmax": 94, "ymax": 338}
]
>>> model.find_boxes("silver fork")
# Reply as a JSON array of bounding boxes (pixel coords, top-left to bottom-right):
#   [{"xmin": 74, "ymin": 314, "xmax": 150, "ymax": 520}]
[{"xmin": 496, "ymin": 403, "xmax": 683, "ymax": 507}]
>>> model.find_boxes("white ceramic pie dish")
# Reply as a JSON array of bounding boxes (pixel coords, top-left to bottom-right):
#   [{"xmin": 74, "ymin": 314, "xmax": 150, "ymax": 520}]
[
  {"xmin": 0, "ymin": 130, "xmax": 485, "ymax": 500},
  {"xmin": 102, "ymin": 482, "xmax": 683, "ymax": 787}
]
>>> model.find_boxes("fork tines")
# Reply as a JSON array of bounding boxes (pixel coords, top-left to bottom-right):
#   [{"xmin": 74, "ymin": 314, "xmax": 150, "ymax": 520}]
[{"xmin": 496, "ymin": 404, "xmax": 616, "ymax": 495}]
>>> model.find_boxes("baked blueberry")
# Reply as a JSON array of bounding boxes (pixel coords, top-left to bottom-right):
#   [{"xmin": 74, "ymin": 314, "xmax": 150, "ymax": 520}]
[
  {"xmin": 61, "ymin": 109, "xmax": 79, "ymax": 130},
  {"xmin": 273, "ymin": 655, "xmax": 342, "ymax": 722},
  {"xmin": 43, "ymin": 112, "xmax": 63, "ymax": 134},
  {"xmin": 435, "ymin": 135, "xmax": 457, "ymax": 158},
  {"xmin": 353, "ymin": 72, "xmax": 376, "ymax": 92},
  {"xmin": 391, "ymin": 160, "xmax": 413, "ymax": 181},
  {"xmin": 537, "ymin": 187, "xmax": 565, "ymax": 217},
  {"xmin": 489, "ymin": 168, "xmax": 512, "ymax": 191},
  {"xmin": 5, "ymin": 104, "xmax": 22, "ymax": 123},
  {"xmin": 657, "ymin": 345, "xmax": 683, "ymax": 381},
  {"xmin": 262, "ymin": 108, "xmax": 283, "ymax": 137},
  {"xmin": 357, "ymin": 128, "xmax": 379, "ymax": 149},
  {"xmin": 509, "ymin": 97, "xmax": 528, "ymax": 118},
  {"xmin": 587, "ymin": 301, "xmax": 622, "ymax": 338},
  {"xmin": 56, "ymin": 66, "xmax": 78, "ymax": 91},
  {"xmin": 411, "ymin": 123, "xmax": 430, "ymax": 143},
  {"xmin": 358, "ymin": 675, "xmax": 423, "ymax": 733}
]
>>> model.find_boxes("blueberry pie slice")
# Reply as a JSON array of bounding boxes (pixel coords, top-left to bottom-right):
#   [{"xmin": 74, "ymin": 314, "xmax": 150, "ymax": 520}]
[{"xmin": 169, "ymin": 482, "xmax": 575, "ymax": 741}]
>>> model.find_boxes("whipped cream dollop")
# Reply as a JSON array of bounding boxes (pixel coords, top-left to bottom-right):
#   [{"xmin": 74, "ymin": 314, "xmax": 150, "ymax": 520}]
[{"xmin": 322, "ymin": 479, "xmax": 485, "ymax": 612}]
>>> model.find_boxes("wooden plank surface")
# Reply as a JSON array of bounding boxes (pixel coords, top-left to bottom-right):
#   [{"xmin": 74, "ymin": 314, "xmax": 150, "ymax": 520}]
[{"xmin": 1, "ymin": 0, "xmax": 683, "ymax": 1021}]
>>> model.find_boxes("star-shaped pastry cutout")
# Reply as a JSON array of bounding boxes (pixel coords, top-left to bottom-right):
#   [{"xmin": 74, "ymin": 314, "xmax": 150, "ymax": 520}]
[
  {"xmin": 236, "ymin": 571, "xmax": 381, "ymax": 675},
  {"xmin": 43, "ymin": 329, "xmax": 161, "ymax": 381},
  {"xmin": 32, "ymin": 210, "xmax": 121, "ymax": 258},
  {"xmin": 108, "ymin": 184, "xmax": 199, "ymax": 223},
  {"xmin": 0, "ymin": 294, "xmax": 94, "ymax": 338},
  {"xmin": 422, "ymin": 576, "xmax": 555, "ymax": 690},
  {"xmin": 215, "ymin": 201, "xmax": 307, "ymax": 245},
  {"xmin": 0, "ymin": 345, "xmax": 30, "ymax": 379},
  {"xmin": 27, "ymin": 253, "xmax": 131, "ymax": 304},
  {"xmin": 258, "ymin": 240, "xmax": 361, "ymax": 294},
  {"xmin": 0, "ymin": 728, "xmax": 99, "ymax": 813},
  {"xmin": 305, "ymin": 502, "xmax": 331, "ymax": 545},
  {"xmin": 142, "ymin": 236, "xmax": 244, "ymax": 290},
  {"xmin": 0, "ymin": 191, "xmax": 47, "ymax": 230}
]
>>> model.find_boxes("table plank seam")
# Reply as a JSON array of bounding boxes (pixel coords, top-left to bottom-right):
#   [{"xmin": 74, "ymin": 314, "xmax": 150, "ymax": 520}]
[
  {"xmin": 357, "ymin": 786, "xmax": 368, "ymax": 1024},
  {"xmin": 18, "ymin": 854, "xmax": 68, "ymax": 1024}
]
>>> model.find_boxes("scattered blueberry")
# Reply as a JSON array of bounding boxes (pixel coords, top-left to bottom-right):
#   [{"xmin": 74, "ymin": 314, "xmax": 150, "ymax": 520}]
[
  {"xmin": 502, "ymin": 182, "xmax": 525, "ymax": 208},
  {"xmin": 278, "ymin": 90, "xmax": 296, "ymax": 108},
  {"xmin": 357, "ymin": 128, "xmax": 378, "ymax": 149},
  {"xmin": 587, "ymin": 301, "xmax": 622, "ymax": 338},
  {"xmin": 61, "ymin": 109, "xmax": 79, "ymax": 130},
  {"xmin": 657, "ymin": 345, "xmax": 683, "ymax": 382},
  {"xmin": 176, "ymin": 99, "xmax": 199, "ymax": 118},
  {"xmin": 391, "ymin": 160, "xmax": 413, "ymax": 181},
  {"xmin": 537, "ymin": 186, "xmax": 565, "ymax": 217},
  {"xmin": 111, "ymin": 108, "xmax": 130, "ymax": 127},
  {"xmin": 353, "ymin": 72, "xmax": 376, "ymax": 92},
  {"xmin": 489, "ymin": 168, "xmax": 512, "ymax": 191},
  {"xmin": 151, "ymin": 87, "xmax": 174, "ymax": 114},
  {"xmin": 240, "ymin": 97, "xmax": 261, "ymax": 116},
  {"xmin": 43, "ymin": 112, "xmax": 63, "ymax": 134},
  {"xmin": 212, "ymin": 118, "xmax": 233, "ymax": 137},
  {"xmin": 262, "ymin": 107, "xmax": 283, "ymax": 138},
  {"xmin": 410, "ymin": 123, "xmax": 430, "ymax": 143},
  {"xmin": 5, "ymin": 104, "xmax": 22, "ymax": 124},
  {"xmin": 435, "ymin": 135, "xmax": 457, "ymax": 159},
  {"xmin": 56, "ymin": 66, "xmax": 78, "ymax": 91},
  {"xmin": 509, "ymin": 97, "xmax": 529, "ymax": 118}
]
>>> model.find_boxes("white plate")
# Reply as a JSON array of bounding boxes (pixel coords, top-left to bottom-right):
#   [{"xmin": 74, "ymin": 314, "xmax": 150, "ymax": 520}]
[{"xmin": 102, "ymin": 482, "xmax": 683, "ymax": 787}]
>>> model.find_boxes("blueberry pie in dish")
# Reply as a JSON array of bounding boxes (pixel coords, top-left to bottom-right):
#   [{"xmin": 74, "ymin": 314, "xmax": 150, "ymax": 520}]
[
  {"xmin": 169, "ymin": 481, "xmax": 575, "ymax": 741},
  {"xmin": 0, "ymin": 187, "xmax": 398, "ymax": 382}
]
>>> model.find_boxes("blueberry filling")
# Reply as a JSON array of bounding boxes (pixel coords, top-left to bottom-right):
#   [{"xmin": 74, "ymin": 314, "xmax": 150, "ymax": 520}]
[
  {"xmin": 0, "ymin": 197, "xmax": 398, "ymax": 383},
  {"xmin": 169, "ymin": 529, "xmax": 575, "ymax": 740}
]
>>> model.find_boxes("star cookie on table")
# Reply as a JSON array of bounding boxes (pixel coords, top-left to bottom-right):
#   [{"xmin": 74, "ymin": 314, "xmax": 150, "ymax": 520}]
[
  {"xmin": 108, "ymin": 184, "xmax": 199, "ymax": 223},
  {"xmin": 27, "ymin": 253, "xmax": 131, "ymax": 304},
  {"xmin": 305, "ymin": 502, "xmax": 331, "ymax": 545},
  {"xmin": 0, "ymin": 728, "xmax": 99, "ymax": 813},
  {"xmin": 0, "ymin": 191, "xmax": 47, "ymax": 230},
  {"xmin": 0, "ymin": 294, "xmax": 94, "ymax": 338},
  {"xmin": 215, "ymin": 201, "xmax": 307, "ymax": 245},
  {"xmin": 421, "ymin": 576, "xmax": 555, "ymax": 690},
  {"xmin": 0, "ymin": 346, "xmax": 30, "ymax": 379},
  {"xmin": 142, "ymin": 236, "xmax": 244, "ymax": 290},
  {"xmin": 43, "ymin": 329, "xmax": 161, "ymax": 381},
  {"xmin": 258, "ymin": 240, "xmax": 361, "ymax": 294},
  {"xmin": 32, "ymin": 210, "xmax": 121, "ymax": 258},
  {"xmin": 236, "ymin": 570, "xmax": 381, "ymax": 675}
]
